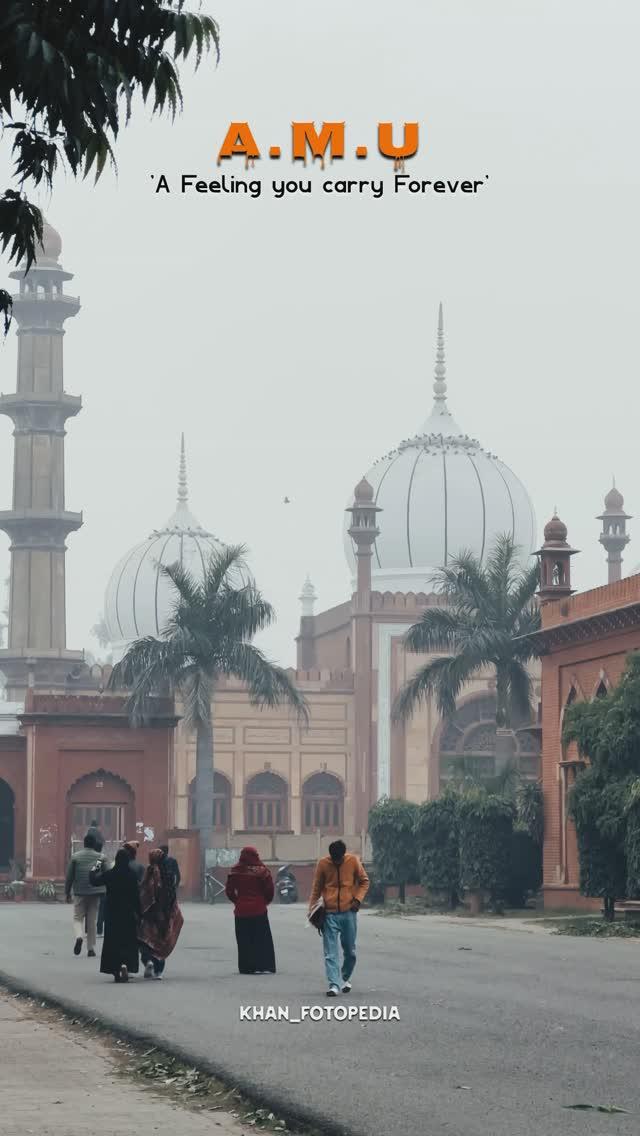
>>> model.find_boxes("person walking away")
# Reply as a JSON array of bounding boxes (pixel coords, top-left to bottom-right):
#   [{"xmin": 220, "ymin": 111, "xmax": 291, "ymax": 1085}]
[
  {"xmin": 90, "ymin": 849, "xmax": 141, "ymax": 982},
  {"xmin": 65, "ymin": 834, "xmax": 105, "ymax": 957},
  {"xmin": 159, "ymin": 844, "xmax": 181, "ymax": 889},
  {"xmin": 138, "ymin": 849, "xmax": 184, "ymax": 980},
  {"xmin": 123, "ymin": 840, "xmax": 145, "ymax": 883},
  {"xmin": 308, "ymin": 840, "xmax": 369, "ymax": 997},
  {"xmin": 89, "ymin": 828, "xmax": 107, "ymax": 937},
  {"xmin": 86, "ymin": 819, "xmax": 104, "ymax": 851},
  {"xmin": 225, "ymin": 846, "xmax": 276, "ymax": 975}
]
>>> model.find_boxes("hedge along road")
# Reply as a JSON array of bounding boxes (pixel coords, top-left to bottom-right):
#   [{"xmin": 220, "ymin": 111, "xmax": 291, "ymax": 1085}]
[{"xmin": 0, "ymin": 903, "xmax": 638, "ymax": 1136}]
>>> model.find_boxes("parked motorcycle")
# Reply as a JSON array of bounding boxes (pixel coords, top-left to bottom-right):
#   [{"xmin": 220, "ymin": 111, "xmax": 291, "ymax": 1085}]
[{"xmin": 276, "ymin": 864, "xmax": 298, "ymax": 903}]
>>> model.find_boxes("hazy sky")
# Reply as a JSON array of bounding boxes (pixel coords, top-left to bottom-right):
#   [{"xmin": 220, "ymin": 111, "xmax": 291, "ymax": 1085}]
[{"xmin": 1, "ymin": 1, "xmax": 639, "ymax": 666}]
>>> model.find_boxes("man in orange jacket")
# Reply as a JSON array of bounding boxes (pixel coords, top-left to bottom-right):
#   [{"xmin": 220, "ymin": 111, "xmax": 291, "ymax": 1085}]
[{"xmin": 308, "ymin": 839, "xmax": 369, "ymax": 996}]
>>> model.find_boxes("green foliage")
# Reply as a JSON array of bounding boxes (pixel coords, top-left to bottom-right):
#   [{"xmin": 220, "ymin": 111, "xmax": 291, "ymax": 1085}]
[
  {"xmin": 505, "ymin": 829, "xmax": 542, "ymax": 907},
  {"xmin": 0, "ymin": 0, "xmax": 220, "ymax": 329},
  {"xmin": 110, "ymin": 546, "xmax": 307, "ymax": 872},
  {"xmin": 36, "ymin": 879, "xmax": 57, "ymax": 900},
  {"xmin": 362, "ymin": 866, "xmax": 386, "ymax": 906},
  {"xmin": 457, "ymin": 789, "xmax": 515, "ymax": 900},
  {"xmin": 563, "ymin": 655, "xmax": 640, "ymax": 914},
  {"xmin": 568, "ymin": 766, "xmax": 629, "ymax": 906},
  {"xmin": 563, "ymin": 653, "xmax": 640, "ymax": 779},
  {"xmin": 368, "ymin": 797, "xmax": 420, "ymax": 900},
  {"xmin": 553, "ymin": 918, "xmax": 640, "ymax": 939},
  {"xmin": 414, "ymin": 790, "xmax": 460, "ymax": 907},
  {"xmin": 393, "ymin": 535, "xmax": 541, "ymax": 730},
  {"xmin": 110, "ymin": 545, "xmax": 308, "ymax": 729},
  {"xmin": 624, "ymin": 780, "xmax": 640, "ymax": 897},
  {"xmin": 516, "ymin": 780, "xmax": 544, "ymax": 845}
]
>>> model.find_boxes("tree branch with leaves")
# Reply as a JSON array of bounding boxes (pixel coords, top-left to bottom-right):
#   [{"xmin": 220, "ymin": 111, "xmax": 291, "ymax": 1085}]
[{"xmin": 0, "ymin": 0, "xmax": 220, "ymax": 330}]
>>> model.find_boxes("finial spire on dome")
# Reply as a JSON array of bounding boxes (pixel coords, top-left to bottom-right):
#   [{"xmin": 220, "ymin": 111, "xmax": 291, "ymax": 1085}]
[
  {"xmin": 433, "ymin": 301, "xmax": 447, "ymax": 406},
  {"xmin": 421, "ymin": 302, "xmax": 463, "ymax": 436},
  {"xmin": 177, "ymin": 433, "xmax": 188, "ymax": 503}
]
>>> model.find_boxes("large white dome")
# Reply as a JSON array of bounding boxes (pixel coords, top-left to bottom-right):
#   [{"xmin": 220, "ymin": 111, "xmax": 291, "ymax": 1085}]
[
  {"xmin": 345, "ymin": 305, "xmax": 537, "ymax": 591},
  {"xmin": 104, "ymin": 438, "xmax": 225, "ymax": 660}
]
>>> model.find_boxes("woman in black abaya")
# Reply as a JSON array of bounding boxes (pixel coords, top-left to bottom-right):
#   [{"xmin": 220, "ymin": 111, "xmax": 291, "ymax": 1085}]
[{"xmin": 91, "ymin": 848, "xmax": 141, "ymax": 982}]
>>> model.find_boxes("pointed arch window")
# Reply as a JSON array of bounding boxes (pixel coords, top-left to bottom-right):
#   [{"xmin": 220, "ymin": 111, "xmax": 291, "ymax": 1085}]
[
  {"xmin": 302, "ymin": 773, "xmax": 344, "ymax": 833},
  {"xmin": 245, "ymin": 772, "xmax": 288, "ymax": 831},
  {"xmin": 189, "ymin": 772, "xmax": 231, "ymax": 832}
]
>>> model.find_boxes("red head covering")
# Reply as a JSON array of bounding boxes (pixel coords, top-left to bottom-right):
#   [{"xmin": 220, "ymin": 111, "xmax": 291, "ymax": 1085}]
[{"xmin": 232, "ymin": 846, "xmax": 269, "ymax": 876}]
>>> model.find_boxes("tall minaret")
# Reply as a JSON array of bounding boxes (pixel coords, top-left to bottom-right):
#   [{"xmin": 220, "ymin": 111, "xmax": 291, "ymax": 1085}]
[
  {"xmin": 347, "ymin": 477, "xmax": 381, "ymax": 830},
  {"xmin": 0, "ymin": 220, "xmax": 84, "ymax": 696},
  {"xmin": 598, "ymin": 482, "xmax": 630, "ymax": 584}
]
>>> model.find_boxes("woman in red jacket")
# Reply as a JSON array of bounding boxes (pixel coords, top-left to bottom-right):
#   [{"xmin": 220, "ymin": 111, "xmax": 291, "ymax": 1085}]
[{"xmin": 225, "ymin": 846, "xmax": 276, "ymax": 974}]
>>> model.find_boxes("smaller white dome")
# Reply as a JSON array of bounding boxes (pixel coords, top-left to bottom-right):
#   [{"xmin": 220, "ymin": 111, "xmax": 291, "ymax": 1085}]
[{"xmin": 104, "ymin": 437, "xmax": 225, "ymax": 658}]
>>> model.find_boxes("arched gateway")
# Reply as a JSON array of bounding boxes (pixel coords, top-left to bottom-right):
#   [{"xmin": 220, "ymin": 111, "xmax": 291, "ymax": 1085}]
[{"xmin": 66, "ymin": 770, "xmax": 135, "ymax": 852}]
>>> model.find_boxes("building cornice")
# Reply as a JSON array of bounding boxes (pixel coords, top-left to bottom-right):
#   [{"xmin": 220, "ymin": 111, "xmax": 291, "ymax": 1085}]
[{"xmin": 527, "ymin": 600, "xmax": 640, "ymax": 652}]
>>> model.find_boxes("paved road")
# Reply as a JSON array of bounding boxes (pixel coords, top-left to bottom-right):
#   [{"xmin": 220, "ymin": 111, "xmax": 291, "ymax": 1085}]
[{"xmin": 1, "ymin": 903, "xmax": 638, "ymax": 1136}]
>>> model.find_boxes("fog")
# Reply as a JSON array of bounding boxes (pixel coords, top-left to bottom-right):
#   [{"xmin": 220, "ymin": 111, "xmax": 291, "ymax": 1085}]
[{"xmin": 1, "ymin": 0, "xmax": 639, "ymax": 665}]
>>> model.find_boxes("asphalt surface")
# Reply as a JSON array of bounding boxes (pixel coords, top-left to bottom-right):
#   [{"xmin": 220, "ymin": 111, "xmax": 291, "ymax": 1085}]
[{"xmin": 0, "ymin": 903, "xmax": 638, "ymax": 1136}]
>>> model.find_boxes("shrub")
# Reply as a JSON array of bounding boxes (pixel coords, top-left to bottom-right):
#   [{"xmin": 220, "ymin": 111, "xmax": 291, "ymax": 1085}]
[
  {"xmin": 414, "ymin": 790, "xmax": 460, "ymax": 908},
  {"xmin": 368, "ymin": 797, "xmax": 419, "ymax": 902},
  {"xmin": 517, "ymin": 780, "xmax": 544, "ymax": 846},
  {"xmin": 457, "ymin": 789, "xmax": 515, "ymax": 905},
  {"xmin": 505, "ymin": 829, "xmax": 542, "ymax": 907},
  {"xmin": 568, "ymin": 766, "xmax": 629, "ymax": 920},
  {"xmin": 36, "ymin": 880, "xmax": 57, "ymax": 901},
  {"xmin": 363, "ymin": 865, "xmax": 386, "ymax": 906}
]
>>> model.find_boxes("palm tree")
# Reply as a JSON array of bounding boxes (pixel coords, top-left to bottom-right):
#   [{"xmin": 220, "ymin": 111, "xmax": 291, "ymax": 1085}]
[
  {"xmin": 393, "ymin": 535, "xmax": 541, "ymax": 770},
  {"xmin": 110, "ymin": 545, "xmax": 308, "ymax": 887}
]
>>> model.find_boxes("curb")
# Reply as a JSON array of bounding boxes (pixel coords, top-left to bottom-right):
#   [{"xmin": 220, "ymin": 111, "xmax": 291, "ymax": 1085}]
[{"xmin": 0, "ymin": 970, "xmax": 357, "ymax": 1136}]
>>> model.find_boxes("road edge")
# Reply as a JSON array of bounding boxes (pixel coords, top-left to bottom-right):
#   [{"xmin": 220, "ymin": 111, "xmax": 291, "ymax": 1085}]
[{"xmin": 0, "ymin": 969, "xmax": 358, "ymax": 1136}]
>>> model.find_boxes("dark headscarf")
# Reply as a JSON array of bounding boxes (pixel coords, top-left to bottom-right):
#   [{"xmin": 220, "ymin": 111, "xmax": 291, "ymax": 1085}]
[{"xmin": 114, "ymin": 848, "xmax": 131, "ymax": 872}]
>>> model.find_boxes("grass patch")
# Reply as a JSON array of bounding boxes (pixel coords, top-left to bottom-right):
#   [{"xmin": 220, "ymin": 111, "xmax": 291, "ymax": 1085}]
[
  {"xmin": 551, "ymin": 918, "xmax": 640, "ymax": 938},
  {"xmin": 372, "ymin": 898, "xmax": 435, "ymax": 917}
]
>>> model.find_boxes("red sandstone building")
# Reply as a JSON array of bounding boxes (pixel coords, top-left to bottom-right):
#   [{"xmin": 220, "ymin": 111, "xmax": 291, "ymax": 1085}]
[{"xmin": 533, "ymin": 501, "xmax": 640, "ymax": 909}]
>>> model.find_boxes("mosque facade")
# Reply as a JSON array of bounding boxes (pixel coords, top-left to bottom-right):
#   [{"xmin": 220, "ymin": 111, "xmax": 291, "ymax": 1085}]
[{"xmin": 0, "ymin": 223, "xmax": 549, "ymax": 894}]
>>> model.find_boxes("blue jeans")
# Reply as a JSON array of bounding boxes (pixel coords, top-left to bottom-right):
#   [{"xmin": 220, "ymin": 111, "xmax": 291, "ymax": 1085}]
[{"xmin": 322, "ymin": 911, "xmax": 357, "ymax": 988}]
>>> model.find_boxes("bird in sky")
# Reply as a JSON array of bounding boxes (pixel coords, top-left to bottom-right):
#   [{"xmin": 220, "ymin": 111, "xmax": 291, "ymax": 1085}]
[{"xmin": 283, "ymin": 496, "xmax": 291, "ymax": 504}]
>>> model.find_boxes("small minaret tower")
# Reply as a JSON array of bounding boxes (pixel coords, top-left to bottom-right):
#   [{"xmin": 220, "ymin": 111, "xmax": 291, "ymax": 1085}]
[
  {"xmin": 598, "ymin": 482, "xmax": 630, "ymax": 584},
  {"xmin": 0, "ymin": 220, "xmax": 84, "ymax": 696},
  {"xmin": 296, "ymin": 575, "xmax": 317, "ymax": 670},
  {"xmin": 536, "ymin": 511, "xmax": 578, "ymax": 603},
  {"xmin": 346, "ymin": 478, "xmax": 381, "ymax": 602}
]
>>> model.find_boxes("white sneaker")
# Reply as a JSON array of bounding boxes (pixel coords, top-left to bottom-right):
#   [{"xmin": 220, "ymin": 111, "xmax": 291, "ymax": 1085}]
[
  {"xmin": 144, "ymin": 961, "xmax": 154, "ymax": 979},
  {"xmin": 326, "ymin": 984, "xmax": 340, "ymax": 997},
  {"xmin": 342, "ymin": 981, "xmax": 352, "ymax": 993}
]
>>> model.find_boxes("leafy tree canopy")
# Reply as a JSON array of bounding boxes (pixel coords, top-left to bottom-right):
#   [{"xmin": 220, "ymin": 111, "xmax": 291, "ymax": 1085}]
[
  {"xmin": 110, "ymin": 544, "xmax": 308, "ymax": 728},
  {"xmin": 563, "ymin": 652, "xmax": 640, "ymax": 779},
  {"xmin": 393, "ymin": 535, "xmax": 540, "ymax": 729},
  {"xmin": 0, "ymin": 1, "xmax": 219, "ymax": 330}
]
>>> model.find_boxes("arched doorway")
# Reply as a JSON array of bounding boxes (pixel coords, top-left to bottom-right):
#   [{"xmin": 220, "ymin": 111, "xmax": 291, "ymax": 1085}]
[
  {"xmin": 66, "ymin": 771, "xmax": 135, "ymax": 854},
  {"xmin": 0, "ymin": 779, "xmax": 15, "ymax": 868},
  {"xmin": 302, "ymin": 772, "xmax": 344, "ymax": 834}
]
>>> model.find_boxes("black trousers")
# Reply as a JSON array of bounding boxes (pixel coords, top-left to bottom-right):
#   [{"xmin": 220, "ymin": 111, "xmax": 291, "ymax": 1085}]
[{"xmin": 140, "ymin": 941, "xmax": 165, "ymax": 975}]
